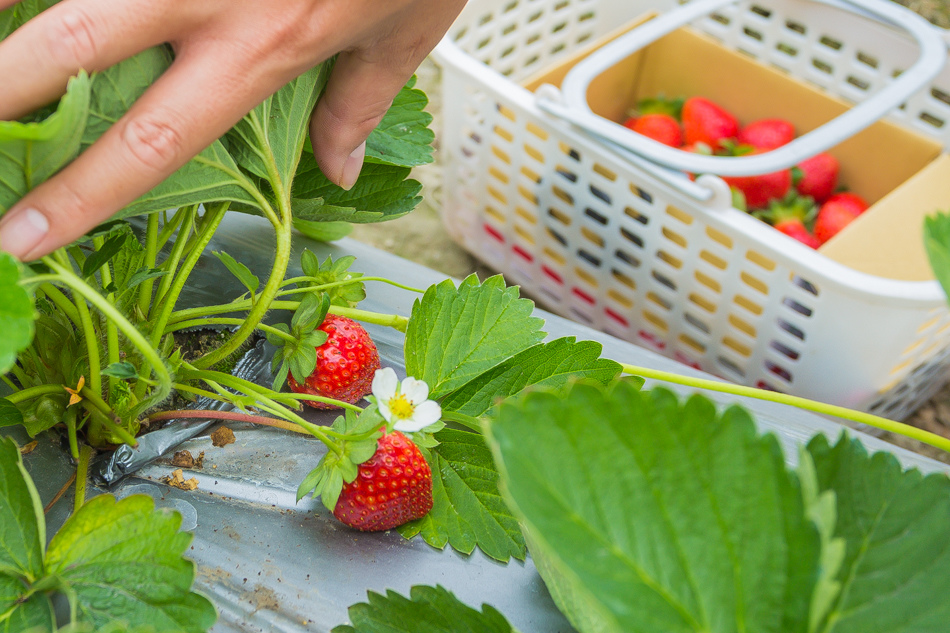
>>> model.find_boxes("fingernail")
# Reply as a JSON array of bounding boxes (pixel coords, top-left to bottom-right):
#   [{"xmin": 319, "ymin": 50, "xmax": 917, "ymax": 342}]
[
  {"xmin": 339, "ymin": 142, "xmax": 366, "ymax": 191},
  {"xmin": 0, "ymin": 208, "xmax": 49, "ymax": 260}
]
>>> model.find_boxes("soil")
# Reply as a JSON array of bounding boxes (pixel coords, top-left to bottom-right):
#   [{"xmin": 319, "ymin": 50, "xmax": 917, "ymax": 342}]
[
  {"xmin": 164, "ymin": 468, "xmax": 199, "ymax": 491},
  {"xmin": 348, "ymin": 29, "xmax": 950, "ymax": 465},
  {"xmin": 211, "ymin": 426, "xmax": 236, "ymax": 448},
  {"xmin": 172, "ymin": 449, "xmax": 205, "ymax": 469}
]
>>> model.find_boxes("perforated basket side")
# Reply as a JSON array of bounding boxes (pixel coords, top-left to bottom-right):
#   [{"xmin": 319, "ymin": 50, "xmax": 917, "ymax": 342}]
[
  {"xmin": 434, "ymin": 0, "xmax": 950, "ymax": 417},
  {"xmin": 693, "ymin": 0, "xmax": 950, "ymax": 145}
]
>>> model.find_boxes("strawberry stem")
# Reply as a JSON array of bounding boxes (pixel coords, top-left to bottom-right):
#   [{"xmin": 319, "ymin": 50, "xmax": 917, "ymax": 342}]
[
  {"xmin": 279, "ymin": 275, "xmax": 425, "ymax": 294},
  {"xmin": 146, "ymin": 409, "xmax": 309, "ymax": 434},
  {"xmin": 620, "ymin": 363, "xmax": 950, "ymax": 453},
  {"xmin": 441, "ymin": 410, "xmax": 482, "ymax": 433},
  {"xmin": 74, "ymin": 444, "xmax": 94, "ymax": 512},
  {"xmin": 286, "ymin": 394, "xmax": 365, "ymax": 413},
  {"xmin": 163, "ymin": 317, "xmax": 297, "ymax": 344},
  {"xmin": 167, "ymin": 300, "xmax": 409, "ymax": 333}
]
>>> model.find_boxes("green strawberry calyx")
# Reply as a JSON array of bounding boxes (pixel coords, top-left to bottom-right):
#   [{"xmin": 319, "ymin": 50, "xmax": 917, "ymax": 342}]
[
  {"xmin": 268, "ymin": 292, "xmax": 331, "ymax": 390},
  {"xmin": 296, "ymin": 405, "xmax": 386, "ymax": 510},
  {"xmin": 299, "ymin": 251, "xmax": 367, "ymax": 308},
  {"xmin": 753, "ymin": 191, "xmax": 818, "ymax": 227},
  {"xmin": 628, "ymin": 95, "xmax": 685, "ymax": 120}
]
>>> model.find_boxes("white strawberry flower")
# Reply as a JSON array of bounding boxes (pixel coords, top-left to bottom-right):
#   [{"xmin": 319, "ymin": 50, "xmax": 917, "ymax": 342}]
[{"xmin": 372, "ymin": 367, "xmax": 442, "ymax": 433}]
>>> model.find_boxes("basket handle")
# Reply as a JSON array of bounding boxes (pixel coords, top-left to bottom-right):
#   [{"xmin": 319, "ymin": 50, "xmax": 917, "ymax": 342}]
[{"xmin": 536, "ymin": 0, "xmax": 948, "ymax": 178}]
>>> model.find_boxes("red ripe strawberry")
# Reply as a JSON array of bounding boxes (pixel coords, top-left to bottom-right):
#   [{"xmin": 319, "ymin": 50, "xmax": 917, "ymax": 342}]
[
  {"xmin": 682, "ymin": 97, "xmax": 739, "ymax": 150},
  {"xmin": 624, "ymin": 113, "xmax": 683, "ymax": 147},
  {"xmin": 722, "ymin": 167, "xmax": 792, "ymax": 209},
  {"xmin": 288, "ymin": 314, "xmax": 380, "ymax": 409},
  {"xmin": 794, "ymin": 153, "xmax": 839, "ymax": 203},
  {"xmin": 774, "ymin": 218, "xmax": 820, "ymax": 249},
  {"xmin": 737, "ymin": 118, "xmax": 795, "ymax": 150},
  {"xmin": 813, "ymin": 192, "xmax": 869, "ymax": 244},
  {"xmin": 756, "ymin": 193, "xmax": 820, "ymax": 248},
  {"xmin": 333, "ymin": 430, "xmax": 433, "ymax": 531}
]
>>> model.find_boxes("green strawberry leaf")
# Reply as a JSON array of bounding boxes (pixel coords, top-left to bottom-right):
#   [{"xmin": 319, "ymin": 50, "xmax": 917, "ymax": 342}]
[
  {"xmin": 228, "ymin": 63, "xmax": 331, "ymax": 190},
  {"xmin": 123, "ymin": 267, "xmax": 167, "ymax": 291},
  {"xmin": 81, "ymin": 47, "xmax": 258, "ymax": 217},
  {"xmin": 39, "ymin": 621, "xmax": 170, "ymax": 633},
  {"xmin": 0, "ymin": 586, "xmax": 54, "ymax": 633},
  {"xmin": 293, "ymin": 219, "xmax": 353, "ymax": 242},
  {"xmin": 0, "ymin": 398, "xmax": 24, "ymax": 429},
  {"xmin": 0, "ymin": 252, "xmax": 35, "ymax": 374},
  {"xmin": 0, "ymin": 72, "xmax": 90, "ymax": 212},
  {"xmin": 81, "ymin": 232, "xmax": 127, "ymax": 277},
  {"xmin": 439, "ymin": 337, "xmax": 623, "ymax": 417},
  {"xmin": 808, "ymin": 434, "xmax": 950, "ymax": 633},
  {"xmin": 0, "ymin": 436, "xmax": 54, "ymax": 633},
  {"xmin": 11, "ymin": 1, "xmax": 58, "ymax": 27},
  {"xmin": 332, "ymin": 585, "xmax": 514, "ymax": 633},
  {"xmin": 290, "ymin": 163, "xmax": 422, "ymax": 223},
  {"xmin": 363, "ymin": 76, "xmax": 435, "ymax": 169},
  {"xmin": 399, "ymin": 429, "xmax": 525, "ymax": 562},
  {"xmin": 212, "ymin": 251, "xmax": 260, "ymax": 296},
  {"xmin": 796, "ymin": 449, "xmax": 846, "ymax": 633},
  {"xmin": 0, "ymin": 8, "xmax": 16, "ymax": 40},
  {"xmin": 487, "ymin": 382, "xmax": 820, "ymax": 633},
  {"xmin": 101, "ymin": 362, "xmax": 139, "ymax": 380},
  {"xmin": 924, "ymin": 211, "xmax": 950, "ymax": 304},
  {"xmin": 45, "ymin": 494, "xmax": 217, "ymax": 632},
  {"xmin": 117, "ymin": 140, "xmax": 260, "ymax": 218},
  {"xmin": 404, "ymin": 275, "xmax": 545, "ymax": 399},
  {"xmin": 81, "ymin": 47, "xmax": 171, "ymax": 148},
  {"xmin": 0, "ymin": 437, "xmax": 46, "ymax": 579},
  {"xmin": 18, "ymin": 394, "xmax": 68, "ymax": 437}
]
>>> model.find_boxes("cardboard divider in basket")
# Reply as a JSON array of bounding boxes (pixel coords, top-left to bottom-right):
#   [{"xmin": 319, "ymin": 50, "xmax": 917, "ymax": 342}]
[{"xmin": 523, "ymin": 12, "xmax": 948, "ymax": 282}]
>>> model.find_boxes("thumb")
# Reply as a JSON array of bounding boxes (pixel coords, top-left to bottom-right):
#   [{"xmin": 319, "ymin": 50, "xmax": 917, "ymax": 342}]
[{"xmin": 309, "ymin": 50, "xmax": 416, "ymax": 191}]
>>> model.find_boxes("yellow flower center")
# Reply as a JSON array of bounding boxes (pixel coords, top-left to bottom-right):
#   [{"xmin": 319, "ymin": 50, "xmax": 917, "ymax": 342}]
[{"xmin": 388, "ymin": 393, "xmax": 415, "ymax": 420}]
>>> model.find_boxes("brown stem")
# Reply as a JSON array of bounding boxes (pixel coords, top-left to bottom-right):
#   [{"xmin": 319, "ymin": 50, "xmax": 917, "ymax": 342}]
[
  {"xmin": 146, "ymin": 409, "xmax": 309, "ymax": 434},
  {"xmin": 44, "ymin": 473, "xmax": 77, "ymax": 515}
]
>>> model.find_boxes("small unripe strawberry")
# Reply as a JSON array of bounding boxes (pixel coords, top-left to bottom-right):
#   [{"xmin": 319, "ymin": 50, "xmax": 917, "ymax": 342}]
[
  {"xmin": 288, "ymin": 314, "xmax": 380, "ymax": 409},
  {"xmin": 333, "ymin": 431, "xmax": 433, "ymax": 531}
]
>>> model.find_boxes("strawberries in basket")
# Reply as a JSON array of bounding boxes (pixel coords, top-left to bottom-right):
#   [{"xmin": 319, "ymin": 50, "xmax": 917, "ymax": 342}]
[{"xmin": 618, "ymin": 93, "xmax": 867, "ymax": 246}]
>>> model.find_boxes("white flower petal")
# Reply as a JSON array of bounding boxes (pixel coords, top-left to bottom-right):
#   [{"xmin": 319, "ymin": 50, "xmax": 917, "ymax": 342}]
[
  {"xmin": 371, "ymin": 367, "xmax": 398, "ymax": 400},
  {"xmin": 412, "ymin": 400, "xmax": 442, "ymax": 426},
  {"xmin": 393, "ymin": 415, "xmax": 431, "ymax": 433},
  {"xmin": 400, "ymin": 376, "xmax": 430, "ymax": 403},
  {"xmin": 377, "ymin": 397, "xmax": 393, "ymax": 423}
]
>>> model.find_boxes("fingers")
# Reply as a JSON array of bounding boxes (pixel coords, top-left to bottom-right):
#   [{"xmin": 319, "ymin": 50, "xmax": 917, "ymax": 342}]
[
  {"xmin": 0, "ymin": 0, "xmax": 180, "ymax": 120},
  {"xmin": 0, "ymin": 46, "xmax": 282, "ymax": 261},
  {"xmin": 309, "ymin": 50, "xmax": 407, "ymax": 190},
  {"xmin": 309, "ymin": 0, "xmax": 466, "ymax": 190}
]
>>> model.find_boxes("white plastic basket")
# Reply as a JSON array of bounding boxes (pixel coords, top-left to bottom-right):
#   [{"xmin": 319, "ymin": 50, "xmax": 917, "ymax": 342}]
[{"xmin": 432, "ymin": 0, "xmax": 950, "ymax": 420}]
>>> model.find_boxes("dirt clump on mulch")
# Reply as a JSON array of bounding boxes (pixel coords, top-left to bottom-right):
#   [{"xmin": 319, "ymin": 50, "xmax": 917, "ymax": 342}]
[{"xmin": 211, "ymin": 426, "xmax": 236, "ymax": 447}]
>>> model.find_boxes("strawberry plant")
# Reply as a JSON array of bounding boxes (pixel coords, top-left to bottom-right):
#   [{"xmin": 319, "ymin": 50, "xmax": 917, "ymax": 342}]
[
  {"xmin": 0, "ymin": 0, "xmax": 434, "ymax": 455},
  {"xmin": 0, "ymin": 436, "xmax": 215, "ymax": 632},
  {"xmin": 1, "ymin": 2, "xmax": 949, "ymax": 631},
  {"xmin": 332, "ymin": 381, "xmax": 950, "ymax": 633}
]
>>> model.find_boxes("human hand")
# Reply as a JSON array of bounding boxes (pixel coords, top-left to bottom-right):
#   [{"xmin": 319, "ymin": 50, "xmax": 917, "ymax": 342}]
[{"xmin": 0, "ymin": 0, "xmax": 467, "ymax": 261}]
